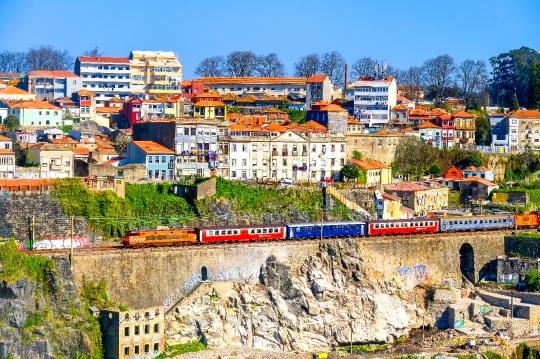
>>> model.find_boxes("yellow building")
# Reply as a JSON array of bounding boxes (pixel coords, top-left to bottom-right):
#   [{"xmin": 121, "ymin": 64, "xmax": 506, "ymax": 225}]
[
  {"xmin": 448, "ymin": 189, "xmax": 461, "ymax": 208},
  {"xmin": 129, "ymin": 51, "xmax": 182, "ymax": 97},
  {"xmin": 164, "ymin": 95, "xmax": 185, "ymax": 118}
]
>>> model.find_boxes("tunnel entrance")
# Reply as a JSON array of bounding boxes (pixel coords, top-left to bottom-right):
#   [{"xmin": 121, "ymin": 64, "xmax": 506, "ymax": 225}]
[
  {"xmin": 201, "ymin": 266, "xmax": 208, "ymax": 281},
  {"xmin": 459, "ymin": 243, "xmax": 475, "ymax": 285}
]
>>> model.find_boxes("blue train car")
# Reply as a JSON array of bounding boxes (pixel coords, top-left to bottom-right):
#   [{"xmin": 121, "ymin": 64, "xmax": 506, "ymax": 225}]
[
  {"xmin": 439, "ymin": 215, "xmax": 514, "ymax": 232},
  {"xmin": 286, "ymin": 221, "xmax": 366, "ymax": 239}
]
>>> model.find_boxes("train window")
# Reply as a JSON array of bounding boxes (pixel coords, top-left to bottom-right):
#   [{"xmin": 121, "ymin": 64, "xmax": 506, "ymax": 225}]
[
  {"xmin": 234, "ymin": 230, "xmax": 239, "ymax": 234},
  {"xmin": 262, "ymin": 229, "xmax": 267, "ymax": 233},
  {"xmin": 340, "ymin": 226, "xmax": 344, "ymax": 229},
  {"xmin": 355, "ymin": 225, "xmax": 360, "ymax": 229},
  {"xmin": 301, "ymin": 227, "xmax": 306, "ymax": 232},
  {"xmin": 489, "ymin": 220, "xmax": 493, "ymax": 223},
  {"xmin": 503, "ymin": 219, "xmax": 507, "ymax": 222},
  {"xmin": 208, "ymin": 231, "xmax": 213, "ymax": 236},
  {"xmin": 256, "ymin": 229, "xmax": 261, "ymax": 233}
]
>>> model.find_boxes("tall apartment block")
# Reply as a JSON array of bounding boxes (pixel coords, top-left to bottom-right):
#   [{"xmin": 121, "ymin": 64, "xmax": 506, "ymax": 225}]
[{"xmin": 129, "ymin": 51, "xmax": 182, "ymax": 99}]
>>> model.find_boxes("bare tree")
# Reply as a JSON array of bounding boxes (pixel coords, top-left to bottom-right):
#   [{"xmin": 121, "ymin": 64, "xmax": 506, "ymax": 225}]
[
  {"xmin": 225, "ymin": 51, "xmax": 260, "ymax": 77},
  {"xmin": 82, "ymin": 47, "xmax": 101, "ymax": 57},
  {"xmin": 350, "ymin": 57, "xmax": 375, "ymax": 79},
  {"xmin": 387, "ymin": 66, "xmax": 405, "ymax": 83},
  {"xmin": 195, "ymin": 55, "xmax": 225, "ymax": 77},
  {"xmin": 0, "ymin": 51, "xmax": 27, "ymax": 73},
  {"xmin": 257, "ymin": 53, "xmax": 286, "ymax": 77},
  {"xmin": 400, "ymin": 66, "xmax": 425, "ymax": 104},
  {"xmin": 320, "ymin": 51, "xmax": 346, "ymax": 87},
  {"xmin": 26, "ymin": 45, "xmax": 73, "ymax": 71},
  {"xmin": 293, "ymin": 54, "xmax": 320, "ymax": 78},
  {"xmin": 422, "ymin": 54, "xmax": 456, "ymax": 103},
  {"xmin": 456, "ymin": 59, "xmax": 488, "ymax": 109}
]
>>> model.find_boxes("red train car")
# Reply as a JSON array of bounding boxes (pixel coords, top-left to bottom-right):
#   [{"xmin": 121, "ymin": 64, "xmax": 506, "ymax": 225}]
[
  {"xmin": 368, "ymin": 218, "xmax": 439, "ymax": 236},
  {"xmin": 197, "ymin": 225, "xmax": 286, "ymax": 243}
]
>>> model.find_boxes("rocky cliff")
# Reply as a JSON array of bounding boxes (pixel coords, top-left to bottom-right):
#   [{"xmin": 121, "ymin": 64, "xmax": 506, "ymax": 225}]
[
  {"xmin": 0, "ymin": 256, "xmax": 100, "ymax": 359},
  {"xmin": 166, "ymin": 240, "xmax": 430, "ymax": 352}
]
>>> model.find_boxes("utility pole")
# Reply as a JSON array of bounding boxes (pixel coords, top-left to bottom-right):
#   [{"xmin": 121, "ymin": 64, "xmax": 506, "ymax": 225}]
[
  {"xmin": 30, "ymin": 215, "xmax": 35, "ymax": 250},
  {"xmin": 511, "ymin": 291, "xmax": 514, "ymax": 319},
  {"xmin": 422, "ymin": 314, "xmax": 425, "ymax": 348},
  {"xmin": 70, "ymin": 216, "xmax": 74, "ymax": 271}
]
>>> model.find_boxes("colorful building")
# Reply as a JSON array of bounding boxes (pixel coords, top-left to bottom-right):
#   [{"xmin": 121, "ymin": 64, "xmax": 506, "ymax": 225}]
[
  {"xmin": 418, "ymin": 122, "xmax": 442, "ymax": 148},
  {"xmin": 22, "ymin": 70, "xmax": 82, "ymax": 100},
  {"xmin": 129, "ymin": 51, "xmax": 182, "ymax": 98},
  {"xmin": 306, "ymin": 74, "xmax": 333, "ymax": 109},
  {"xmin": 127, "ymin": 140, "xmax": 175, "ymax": 181},
  {"xmin": 3, "ymin": 101, "xmax": 62, "ymax": 127},
  {"xmin": 0, "ymin": 86, "xmax": 36, "ymax": 101},
  {"xmin": 385, "ymin": 181, "xmax": 449, "ymax": 216},
  {"xmin": 434, "ymin": 114, "xmax": 455, "ymax": 149},
  {"xmin": 453, "ymin": 111, "xmax": 476, "ymax": 150}
]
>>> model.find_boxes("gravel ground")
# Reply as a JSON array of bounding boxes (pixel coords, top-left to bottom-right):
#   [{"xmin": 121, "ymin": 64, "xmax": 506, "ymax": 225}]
[{"xmin": 173, "ymin": 347, "xmax": 314, "ymax": 359}]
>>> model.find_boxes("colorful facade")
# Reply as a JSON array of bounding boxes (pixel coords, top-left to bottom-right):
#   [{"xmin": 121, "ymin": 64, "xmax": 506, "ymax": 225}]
[{"xmin": 129, "ymin": 51, "xmax": 182, "ymax": 98}]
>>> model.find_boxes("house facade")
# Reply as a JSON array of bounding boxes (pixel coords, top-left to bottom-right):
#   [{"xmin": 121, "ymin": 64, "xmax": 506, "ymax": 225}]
[
  {"xmin": 25, "ymin": 144, "xmax": 74, "ymax": 178},
  {"xmin": 513, "ymin": 110, "xmax": 540, "ymax": 151},
  {"xmin": 196, "ymin": 77, "xmax": 307, "ymax": 99},
  {"xmin": 129, "ymin": 51, "xmax": 182, "ymax": 98},
  {"xmin": 353, "ymin": 77, "xmax": 397, "ymax": 128},
  {"xmin": 0, "ymin": 86, "xmax": 36, "ymax": 101},
  {"xmin": 22, "ymin": 70, "xmax": 82, "ymax": 100},
  {"xmin": 75, "ymin": 56, "xmax": 131, "ymax": 105},
  {"xmin": 3, "ymin": 101, "xmax": 63, "ymax": 127},
  {"xmin": 306, "ymin": 74, "xmax": 332, "ymax": 109},
  {"xmin": 463, "ymin": 166, "xmax": 495, "ymax": 181},
  {"xmin": 385, "ymin": 181, "xmax": 449, "ymax": 216},
  {"xmin": 0, "ymin": 149, "xmax": 15, "ymax": 179},
  {"xmin": 434, "ymin": 114, "xmax": 455, "ymax": 149},
  {"xmin": 418, "ymin": 122, "xmax": 442, "ymax": 148},
  {"xmin": 453, "ymin": 111, "xmax": 476, "ymax": 150},
  {"xmin": 127, "ymin": 141, "xmax": 176, "ymax": 181}
]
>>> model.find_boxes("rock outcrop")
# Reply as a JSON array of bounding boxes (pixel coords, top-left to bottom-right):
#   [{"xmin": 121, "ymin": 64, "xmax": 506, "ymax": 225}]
[{"xmin": 166, "ymin": 240, "xmax": 426, "ymax": 352}]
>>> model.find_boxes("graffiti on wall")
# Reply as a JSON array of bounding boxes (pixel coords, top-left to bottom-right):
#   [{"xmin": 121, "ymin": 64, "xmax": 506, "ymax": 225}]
[
  {"xmin": 397, "ymin": 267, "xmax": 410, "ymax": 275},
  {"xmin": 454, "ymin": 319, "xmax": 464, "ymax": 329},
  {"xmin": 414, "ymin": 264, "xmax": 428, "ymax": 282}
]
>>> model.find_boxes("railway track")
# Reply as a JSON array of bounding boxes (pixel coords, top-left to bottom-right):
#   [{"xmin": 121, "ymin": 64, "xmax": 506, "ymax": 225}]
[{"xmin": 25, "ymin": 228, "xmax": 530, "ymax": 256}]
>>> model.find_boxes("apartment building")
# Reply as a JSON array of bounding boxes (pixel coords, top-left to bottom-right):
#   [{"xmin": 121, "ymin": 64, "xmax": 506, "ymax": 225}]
[
  {"xmin": 0, "ymin": 148, "xmax": 15, "ymax": 179},
  {"xmin": 347, "ymin": 159, "xmax": 391, "ymax": 188},
  {"xmin": 453, "ymin": 111, "xmax": 476, "ymax": 150},
  {"xmin": 306, "ymin": 74, "xmax": 332, "ymax": 109},
  {"xmin": 196, "ymin": 77, "xmax": 307, "ymax": 99},
  {"xmin": 75, "ymin": 56, "xmax": 131, "ymax": 105},
  {"xmin": 418, "ymin": 122, "xmax": 442, "ymax": 148},
  {"xmin": 3, "ymin": 100, "xmax": 62, "ymax": 127},
  {"xmin": 434, "ymin": 114, "xmax": 455, "ymax": 149},
  {"xmin": 24, "ymin": 144, "xmax": 74, "ymax": 178},
  {"xmin": 511, "ymin": 110, "xmax": 540, "ymax": 151},
  {"xmin": 385, "ymin": 181, "xmax": 448, "ymax": 216},
  {"xmin": 129, "ymin": 50, "xmax": 182, "ymax": 98},
  {"xmin": 22, "ymin": 70, "xmax": 82, "ymax": 100},
  {"xmin": 353, "ymin": 77, "xmax": 397, "ymax": 128}
]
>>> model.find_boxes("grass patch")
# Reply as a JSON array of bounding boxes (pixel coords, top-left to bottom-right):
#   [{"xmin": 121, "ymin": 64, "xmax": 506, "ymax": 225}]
[
  {"xmin": 338, "ymin": 343, "xmax": 388, "ymax": 354},
  {"xmin": 484, "ymin": 351, "xmax": 504, "ymax": 359},
  {"xmin": 0, "ymin": 239, "xmax": 54, "ymax": 284},
  {"xmin": 155, "ymin": 340, "xmax": 207, "ymax": 358}
]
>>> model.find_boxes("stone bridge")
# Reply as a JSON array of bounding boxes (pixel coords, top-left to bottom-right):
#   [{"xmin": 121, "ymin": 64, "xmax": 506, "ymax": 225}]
[{"xmin": 69, "ymin": 231, "xmax": 510, "ymax": 309}]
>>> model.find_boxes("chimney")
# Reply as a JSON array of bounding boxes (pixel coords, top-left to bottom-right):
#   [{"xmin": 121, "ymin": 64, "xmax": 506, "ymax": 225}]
[{"xmin": 343, "ymin": 64, "xmax": 348, "ymax": 100}]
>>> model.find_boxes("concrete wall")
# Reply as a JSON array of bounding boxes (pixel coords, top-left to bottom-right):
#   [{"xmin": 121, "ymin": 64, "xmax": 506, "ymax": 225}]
[
  {"xmin": 89, "ymin": 164, "xmax": 146, "ymax": 183},
  {"xmin": 70, "ymin": 231, "xmax": 508, "ymax": 309},
  {"xmin": 173, "ymin": 177, "xmax": 216, "ymax": 201}
]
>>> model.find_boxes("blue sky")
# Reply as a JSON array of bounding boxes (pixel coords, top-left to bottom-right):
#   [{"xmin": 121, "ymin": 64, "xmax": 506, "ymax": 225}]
[{"xmin": 1, "ymin": 0, "xmax": 539, "ymax": 79}]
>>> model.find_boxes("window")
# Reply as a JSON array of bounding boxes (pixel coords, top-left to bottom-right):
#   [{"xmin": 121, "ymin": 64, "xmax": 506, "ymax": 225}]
[
  {"xmin": 154, "ymin": 323, "xmax": 159, "ymax": 333},
  {"xmin": 155, "ymin": 155, "xmax": 160, "ymax": 163},
  {"xmin": 232, "ymin": 144, "xmax": 237, "ymax": 152},
  {"xmin": 124, "ymin": 347, "xmax": 130, "ymax": 355},
  {"xmin": 135, "ymin": 325, "xmax": 140, "ymax": 335},
  {"xmin": 39, "ymin": 111, "xmax": 42, "ymax": 115},
  {"xmin": 144, "ymin": 344, "xmax": 150, "ymax": 353},
  {"xmin": 135, "ymin": 346, "xmax": 140, "ymax": 354},
  {"xmin": 145, "ymin": 324, "xmax": 150, "ymax": 334},
  {"xmin": 161, "ymin": 156, "xmax": 166, "ymax": 163},
  {"xmin": 124, "ymin": 327, "xmax": 130, "ymax": 336},
  {"xmin": 154, "ymin": 343, "xmax": 159, "ymax": 353}
]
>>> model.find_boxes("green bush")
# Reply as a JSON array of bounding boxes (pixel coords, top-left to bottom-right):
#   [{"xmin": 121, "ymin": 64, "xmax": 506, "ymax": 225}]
[
  {"xmin": 0, "ymin": 239, "xmax": 54, "ymax": 283},
  {"xmin": 525, "ymin": 269, "xmax": 540, "ymax": 291}
]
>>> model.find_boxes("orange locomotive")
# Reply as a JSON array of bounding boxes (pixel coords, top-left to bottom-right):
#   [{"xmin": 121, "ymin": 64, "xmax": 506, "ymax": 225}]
[
  {"xmin": 123, "ymin": 228, "xmax": 197, "ymax": 247},
  {"xmin": 515, "ymin": 213, "xmax": 540, "ymax": 228}
]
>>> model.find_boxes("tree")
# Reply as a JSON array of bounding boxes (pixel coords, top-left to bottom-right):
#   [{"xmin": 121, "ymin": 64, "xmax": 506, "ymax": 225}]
[
  {"xmin": 320, "ymin": 51, "xmax": 346, "ymax": 87},
  {"xmin": 350, "ymin": 57, "xmax": 375, "ymax": 79},
  {"xmin": 422, "ymin": 54, "xmax": 456, "ymax": 103},
  {"xmin": 474, "ymin": 116, "xmax": 491, "ymax": 145},
  {"xmin": 225, "ymin": 51, "xmax": 259, "ymax": 77},
  {"xmin": 400, "ymin": 66, "xmax": 425, "ymax": 104},
  {"xmin": 489, "ymin": 46, "xmax": 540, "ymax": 107},
  {"xmin": 114, "ymin": 132, "xmax": 132, "ymax": 153},
  {"xmin": 393, "ymin": 136, "xmax": 437, "ymax": 179},
  {"xmin": 352, "ymin": 150, "xmax": 362, "ymax": 160},
  {"xmin": 0, "ymin": 50, "xmax": 27, "ymax": 73},
  {"xmin": 194, "ymin": 55, "xmax": 225, "ymax": 77},
  {"xmin": 461, "ymin": 154, "xmax": 483, "ymax": 167},
  {"xmin": 525, "ymin": 269, "xmax": 540, "ymax": 291},
  {"xmin": 456, "ymin": 59, "xmax": 488, "ymax": 109},
  {"xmin": 3, "ymin": 115, "xmax": 19, "ymax": 131},
  {"xmin": 528, "ymin": 62, "xmax": 540, "ymax": 110},
  {"xmin": 428, "ymin": 165, "xmax": 442, "ymax": 176},
  {"xmin": 24, "ymin": 151, "xmax": 34, "ymax": 166},
  {"xmin": 293, "ymin": 54, "xmax": 320, "ymax": 78},
  {"xmin": 26, "ymin": 45, "xmax": 73, "ymax": 71},
  {"xmin": 510, "ymin": 93, "xmax": 520, "ymax": 111},
  {"xmin": 82, "ymin": 47, "xmax": 101, "ymax": 57},
  {"xmin": 257, "ymin": 53, "xmax": 286, "ymax": 77},
  {"xmin": 340, "ymin": 164, "xmax": 360, "ymax": 181}
]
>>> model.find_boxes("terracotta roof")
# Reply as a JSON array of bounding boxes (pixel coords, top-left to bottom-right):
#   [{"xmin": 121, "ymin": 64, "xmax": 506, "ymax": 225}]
[
  {"xmin": 0, "ymin": 86, "xmax": 32, "ymax": 95},
  {"xmin": 257, "ymin": 94, "xmax": 279, "ymax": 101},
  {"xmin": 77, "ymin": 56, "xmax": 130, "ymax": 64},
  {"xmin": 73, "ymin": 147, "xmax": 91, "ymax": 155},
  {"xmin": 381, "ymin": 192, "xmax": 401, "ymax": 201},
  {"xmin": 95, "ymin": 146, "xmax": 119, "ymax": 155},
  {"xmin": 428, "ymin": 108, "xmax": 447, "ymax": 116},
  {"xmin": 96, "ymin": 107, "xmax": 121, "ymax": 113},
  {"xmin": 48, "ymin": 137, "xmax": 80, "ymax": 145},
  {"xmin": 102, "ymin": 157, "xmax": 124, "ymax": 165},
  {"xmin": 453, "ymin": 111, "xmax": 476, "ymax": 118},
  {"xmin": 386, "ymin": 181, "xmax": 442, "ymax": 192},
  {"xmin": 276, "ymin": 95, "xmax": 289, "ymax": 102},
  {"xmin": 109, "ymin": 96, "xmax": 123, "ymax": 103},
  {"xmin": 459, "ymin": 176, "xmax": 497, "ymax": 187},
  {"xmin": 267, "ymin": 122, "xmax": 288, "ymax": 133},
  {"xmin": 197, "ymin": 77, "xmax": 307, "ymax": 85},
  {"xmin": 439, "ymin": 114, "xmax": 452, "ymax": 120},
  {"xmin": 132, "ymin": 141, "xmax": 174, "ymax": 154},
  {"xmin": 348, "ymin": 117, "xmax": 361, "ymax": 125},
  {"xmin": 28, "ymin": 70, "xmax": 79, "ymax": 78},
  {"xmin": 236, "ymin": 95, "xmax": 258, "ymax": 103},
  {"xmin": 5, "ymin": 101, "xmax": 60, "ymax": 110},
  {"xmin": 396, "ymin": 95, "xmax": 412, "ymax": 104},
  {"xmin": 464, "ymin": 166, "xmax": 491, "ymax": 172},
  {"xmin": 418, "ymin": 122, "xmax": 441, "ymax": 129},
  {"xmin": 391, "ymin": 104, "xmax": 408, "ymax": 111},
  {"xmin": 221, "ymin": 93, "xmax": 238, "ymax": 101},
  {"xmin": 0, "ymin": 135, "xmax": 11, "ymax": 141},
  {"xmin": 0, "ymin": 73, "xmax": 20, "ymax": 79},
  {"xmin": 77, "ymin": 89, "xmax": 95, "ymax": 97},
  {"xmin": 348, "ymin": 158, "xmax": 389, "ymax": 170},
  {"xmin": 194, "ymin": 101, "xmax": 225, "ymax": 107},
  {"xmin": 0, "ymin": 149, "xmax": 14, "ymax": 155},
  {"xmin": 509, "ymin": 109, "xmax": 540, "ymax": 118},
  {"xmin": 38, "ymin": 144, "xmax": 73, "ymax": 151},
  {"xmin": 307, "ymin": 74, "xmax": 328, "ymax": 83}
]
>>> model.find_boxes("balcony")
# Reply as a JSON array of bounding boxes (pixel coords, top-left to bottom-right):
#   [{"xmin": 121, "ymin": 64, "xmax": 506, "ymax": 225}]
[
  {"xmin": 282, "ymin": 151, "xmax": 288, "ymax": 156},
  {"xmin": 292, "ymin": 151, "xmax": 298, "ymax": 156},
  {"xmin": 302, "ymin": 151, "xmax": 308, "ymax": 156}
]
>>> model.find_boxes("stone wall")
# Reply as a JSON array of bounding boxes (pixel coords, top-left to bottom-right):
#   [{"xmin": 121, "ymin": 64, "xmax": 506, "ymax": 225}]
[
  {"xmin": 89, "ymin": 164, "xmax": 146, "ymax": 183},
  {"xmin": 0, "ymin": 192, "xmax": 86, "ymax": 240},
  {"xmin": 504, "ymin": 236, "xmax": 540, "ymax": 258},
  {"xmin": 70, "ymin": 231, "xmax": 509, "ymax": 309}
]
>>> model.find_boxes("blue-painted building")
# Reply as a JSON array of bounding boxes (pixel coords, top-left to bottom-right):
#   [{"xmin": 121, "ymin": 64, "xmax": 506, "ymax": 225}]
[
  {"xmin": 127, "ymin": 141, "xmax": 175, "ymax": 181},
  {"xmin": 491, "ymin": 116, "xmax": 508, "ymax": 148}
]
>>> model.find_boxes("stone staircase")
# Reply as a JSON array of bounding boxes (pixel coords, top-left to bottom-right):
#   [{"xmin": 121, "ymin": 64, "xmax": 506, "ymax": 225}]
[
  {"xmin": 165, "ymin": 281, "xmax": 212, "ymax": 316},
  {"xmin": 324, "ymin": 186, "xmax": 373, "ymax": 220}
]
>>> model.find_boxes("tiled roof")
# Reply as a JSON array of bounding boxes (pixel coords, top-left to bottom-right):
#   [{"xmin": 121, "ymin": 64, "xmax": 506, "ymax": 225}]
[
  {"xmin": 307, "ymin": 74, "xmax": 327, "ymax": 83},
  {"xmin": 132, "ymin": 141, "xmax": 174, "ymax": 154},
  {"xmin": 391, "ymin": 104, "xmax": 408, "ymax": 111},
  {"xmin": 236, "ymin": 95, "xmax": 258, "ymax": 103},
  {"xmin": 194, "ymin": 101, "xmax": 225, "ymax": 107},
  {"xmin": 197, "ymin": 77, "xmax": 307, "ymax": 85},
  {"xmin": 48, "ymin": 137, "xmax": 80, "ymax": 145},
  {"xmin": 221, "ymin": 93, "xmax": 238, "ymax": 101},
  {"xmin": 347, "ymin": 117, "xmax": 361, "ymax": 125},
  {"xmin": 109, "ymin": 96, "xmax": 123, "ymax": 103},
  {"xmin": 39, "ymin": 144, "xmax": 73, "ymax": 151},
  {"xmin": 453, "ymin": 111, "xmax": 476, "ymax": 118},
  {"xmin": 257, "ymin": 94, "xmax": 279, "ymax": 101},
  {"xmin": 28, "ymin": 70, "xmax": 79, "ymax": 78},
  {"xmin": 396, "ymin": 95, "xmax": 412, "ymax": 104},
  {"xmin": 418, "ymin": 122, "xmax": 441, "ymax": 129},
  {"xmin": 0, "ymin": 149, "xmax": 14, "ymax": 155},
  {"xmin": 509, "ymin": 109, "xmax": 540, "ymax": 118},
  {"xmin": 348, "ymin": 158, "xmax": 389, "ymax": 170},
  {"xmin": 95, "ymin": 146, "xmax": 119, "ymax": 155},
  {"xmin": 0, "ymin": 86, "xmax": 31, "ymax": 95},
  {"xmin": 0, "ymin": 73, "xmax": 20, "ymax": 79},
  {"xmin": 5, "ymin": 100, "xmax": 60, "ymax": 110},
  {"xmin": 381, "ymin": 192, "xmax": 401, "ymax": 201},
  {"xmin": 386, "ymin": 181, "xmax": 438, "ymax": 192},
  {"xmin": 73, "ymin": 146, "xmax": 91, "ymax": 155},
  {"xmin": 428, "ymin": 108, "xmax": 447, "ymax": 116},
  {"xmin": 96, "ymin": 107, "xmax": 121, "ymax": 113},
  {"xmin": 77, "ymin": 89, "xmax": 95, "ymax": 97},
  {"xmin": 459, "ymin": 176, "xmax": 497, "ymax": 187},
  {"xmin": 439, "ymin": 114, "xmax": 452, "ymax": 120},
  {"xmin": 0, "ymin": 135, "xmax": 11, "ymax": 141},
  {"xmin": 77, "ymin": 56, "xmax": 130, "ymax": 64},
  {"xmin": 464, "ymin": 166, "xmax": 491, "ymax": 172}
]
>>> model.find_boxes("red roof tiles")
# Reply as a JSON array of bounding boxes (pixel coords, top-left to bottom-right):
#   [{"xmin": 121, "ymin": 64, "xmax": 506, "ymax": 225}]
[
  {"xmin": 77, "ymin": 56, "xmax": 130, "ymax": 64},
  {"xmin": 307, "ymin": 74, "xmax": 328, "ymax": 83},
  {"xmin": 28, "ymin": 70, "xmax": 79, "ymax": 78},
  {"xmin": 132, "ymin": 141, "xmax": 174, "ymax": 154}
]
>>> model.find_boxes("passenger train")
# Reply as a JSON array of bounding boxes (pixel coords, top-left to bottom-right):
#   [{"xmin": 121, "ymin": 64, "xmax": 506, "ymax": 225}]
[{"xmin": 122, "ymin": 212, "xmax": 527, "ymax": 248}]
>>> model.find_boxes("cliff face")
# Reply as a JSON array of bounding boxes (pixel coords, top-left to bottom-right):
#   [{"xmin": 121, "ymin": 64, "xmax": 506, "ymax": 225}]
[
  {"xmin": 0, "ymin": 257, "xmax": 98, "ymax": 359},
  {"xmin": 166, "ymin": 241, "xmax": 425, "ymax": 352}
]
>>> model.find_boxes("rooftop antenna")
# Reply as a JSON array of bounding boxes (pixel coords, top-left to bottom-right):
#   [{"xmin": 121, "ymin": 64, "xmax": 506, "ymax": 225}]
[
  {"xmin": 374, "ymin": 60, "xmax": 379, "ymax": 79},
  {"xmin": 383, "ymin": 60, "xmax": 387, "ymax": 77}
]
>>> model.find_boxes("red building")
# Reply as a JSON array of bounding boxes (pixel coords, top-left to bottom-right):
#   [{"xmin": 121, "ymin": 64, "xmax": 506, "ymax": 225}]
[
  {"xmin": 434, "ymin": 114, "xmax": 455, "ymax": 149},
  {"xmin": 443, "ymin": 166, "xmax": 463, "ymax": 180},
  {"xmin": 181, "ymin": 80, "xmax": 204, "ymax": 100},
  {"xmin": 121, "ymin": 97, "xmax": 142, "ymax": 128}
]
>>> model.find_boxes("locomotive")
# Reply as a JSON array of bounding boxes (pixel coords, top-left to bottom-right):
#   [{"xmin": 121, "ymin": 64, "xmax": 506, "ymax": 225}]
[{"xmin": 122, "ymin": 212, "xmax": 532, "ymax": 248}]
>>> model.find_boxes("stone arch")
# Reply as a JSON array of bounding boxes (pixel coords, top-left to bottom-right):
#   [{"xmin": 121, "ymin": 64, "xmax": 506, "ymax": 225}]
[
  {"xmin": 459, "ymin": 243, "xmax": 475, "ymax": 285},
  {"xmin": 201, "ymin": 266, "xmax": 208, "ymax": 281}
]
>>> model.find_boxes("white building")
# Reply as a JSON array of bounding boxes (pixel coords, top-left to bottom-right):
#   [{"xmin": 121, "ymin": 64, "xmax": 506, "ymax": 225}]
[
  {"xmin": 507, "ymin": 114, "xmax": 519, "ymax": 152},
  {"xmin": 306, "ymin": 74, "xmax": 333, "ymax": 109},
  {"xmin": 197, "ymin": 77, "xmax": 307, "ymax": 99},
  {"xmin": 75, "ymin": 56, "xmax": 131, "ymax": 106},
  {"xmin": 22, "ymin": 71, "xmax": 82, "ymax": 100},
  {"xmin": 353, "ymin": 77, "xmax": 397, "ymax": 128}
]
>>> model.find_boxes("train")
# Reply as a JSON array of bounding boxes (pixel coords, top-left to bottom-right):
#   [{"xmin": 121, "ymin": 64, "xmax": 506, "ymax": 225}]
[
  {"xmin": 17, "ymin": 236, "xmax": 89, "ymax": 251},
  {"xmin": 122, "ymin": 212, "xmax": 534, "ymax": 248}
]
